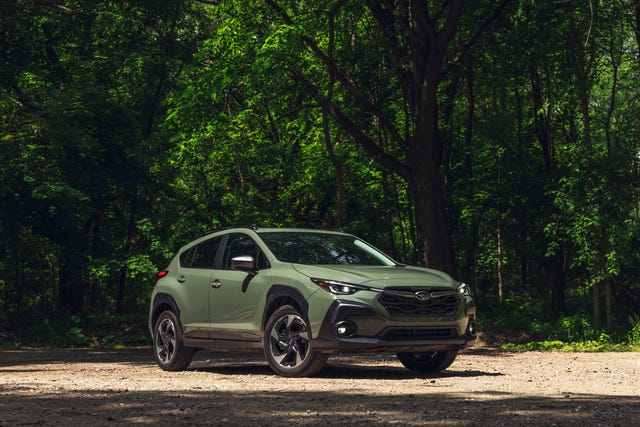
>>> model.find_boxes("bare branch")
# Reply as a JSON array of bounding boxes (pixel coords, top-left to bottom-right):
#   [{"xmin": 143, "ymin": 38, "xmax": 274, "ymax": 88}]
[
  {"xmin": 365, "ymin": 0, "xmax": 405, "ymax": 62},
  {"xmin": 411, "ymin": 0, "xmax": 436, "ymax": 40},
  {"xmin": 289, "ymin": 68, "xmax": 410, "ymax": 180},
  {"xmin": 34, "ymin": 0, "xmax": 81, "ymax": 14},
  {"xmin": 437, "ymin": 0, "xmax": 464, "ymax": 49},
  {"xmin": 442, "ymin": 0, "xmax": 511, "ymax": 76}
]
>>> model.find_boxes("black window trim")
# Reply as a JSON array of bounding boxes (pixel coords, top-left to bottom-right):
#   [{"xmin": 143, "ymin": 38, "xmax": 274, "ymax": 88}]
[
  {"xmin": 179, "ymin": 236, "xmax": 222, "ymax": 269},
  {"xmin": 220, "ymin": 232, "xmax": 270, "ymax": 271}
]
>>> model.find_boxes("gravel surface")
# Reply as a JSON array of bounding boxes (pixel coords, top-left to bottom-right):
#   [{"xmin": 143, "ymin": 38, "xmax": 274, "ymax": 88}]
[{"xmin": 0, "ymin": 347, "xmax": 638, "ymax": 426}]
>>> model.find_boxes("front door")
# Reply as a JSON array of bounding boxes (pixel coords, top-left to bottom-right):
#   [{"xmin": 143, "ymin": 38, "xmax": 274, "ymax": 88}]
[{"xmin": 209, "ymin": 233, "xmax": 269, "ymax": 339}]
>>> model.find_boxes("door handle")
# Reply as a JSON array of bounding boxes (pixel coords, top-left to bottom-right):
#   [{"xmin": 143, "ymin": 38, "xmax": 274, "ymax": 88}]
[
  {"xmin": 210, "ymin": 279, "xmax": 222, "ymax": 288},
  {"xmin": 177, "ymin": 275, "xmax": 187, "ymax": 283}
]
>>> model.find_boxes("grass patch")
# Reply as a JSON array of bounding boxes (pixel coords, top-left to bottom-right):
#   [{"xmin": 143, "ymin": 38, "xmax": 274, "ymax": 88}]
[
  {"xmin": 1, "ymin": 312, "xmax": 150, "ymax": 349},
  {"xmin": 501, "ymin": 339, "xmax": 636, "ymax": 352}
]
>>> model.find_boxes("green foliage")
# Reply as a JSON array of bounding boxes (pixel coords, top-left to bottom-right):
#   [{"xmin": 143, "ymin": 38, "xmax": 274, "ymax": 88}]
[
  {"xmin": 556, "ymin": 315, "xmax": 598, "ymax": 342},
  {"xmin": 501, "ymin": 339, "xmax": 634, "ymax": 352},
  {"xmin": 1, "ymin": 0, "xmax": 640, "ymax": 349},
  {"xmin": 2, "ymin": 312, "xmax": 150, "ymax": 349},
  {"xmin": 628, "ymin": 314, "xmax": 640, "ymax": 350}
]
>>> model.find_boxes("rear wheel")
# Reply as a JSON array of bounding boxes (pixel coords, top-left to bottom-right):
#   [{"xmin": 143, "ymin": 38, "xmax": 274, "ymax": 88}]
[
  {"xmin": 396, "ymin": 351, "xmax": 458, "ymax": 373},
  {"xmin": 153, "ymin": 310, "xmax": 195, "ymax": 371},
  {"xmin": 264, "ymin": 305, "xmax": 327, "ymax": 377}
]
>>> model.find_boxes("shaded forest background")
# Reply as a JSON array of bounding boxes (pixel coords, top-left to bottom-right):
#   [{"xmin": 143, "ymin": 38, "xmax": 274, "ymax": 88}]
[{"xmin": 1, "ymin": 0, "xmax": 640, "ymax": 346}]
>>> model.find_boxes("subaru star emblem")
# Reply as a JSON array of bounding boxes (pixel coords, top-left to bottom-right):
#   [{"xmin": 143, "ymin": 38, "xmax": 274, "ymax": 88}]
[{"xmin": 414, "ymin": 291, "xmax": 431, "ymax": 301}]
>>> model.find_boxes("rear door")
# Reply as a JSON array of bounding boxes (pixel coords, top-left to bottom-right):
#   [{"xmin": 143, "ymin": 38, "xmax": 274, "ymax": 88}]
[{"xmin": 176, "ymin": 236, "xmax": 221, "ymax": 338}]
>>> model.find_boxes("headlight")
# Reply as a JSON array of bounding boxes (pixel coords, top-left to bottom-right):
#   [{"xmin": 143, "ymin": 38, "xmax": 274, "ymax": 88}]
[
  {"xmin": 311, "ymin": 278, "xmax": 366, "ymax": 295},
  {"xmin": 458, "ymin": 282, "xmax": 471, "ymax": 296}
]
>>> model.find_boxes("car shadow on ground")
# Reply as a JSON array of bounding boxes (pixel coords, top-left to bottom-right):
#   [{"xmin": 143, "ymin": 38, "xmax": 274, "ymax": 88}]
[
  {"xmin": 0, "ymin": 347, "xmax": 507, "ymax": 379},
  {"xmin": 189, "ymin": 351, "xmax": 504, "ymax": 380}
]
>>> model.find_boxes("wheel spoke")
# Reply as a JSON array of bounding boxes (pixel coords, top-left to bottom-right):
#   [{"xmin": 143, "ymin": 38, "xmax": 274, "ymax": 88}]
[
  {"xmin": 268, "ymin": 312, "xmax": 312, "ymax": 369},
  {"xmin": 273, "ymin": 351, "xmax": 288, "ymax": 364},
  {"xmin": 292, "ymin": 342, "xmax": 304, "ymax": 366},
  {"xmin": 270, "ymin": 328, "xmax": 287, "ymax": 347},
  {"xmin": 156, "ymin": 319, "xmax": 176, "ymax": 363},
  {"xmin": 284, "ymin": 315, "xmax": 296, "ymax": 329}
]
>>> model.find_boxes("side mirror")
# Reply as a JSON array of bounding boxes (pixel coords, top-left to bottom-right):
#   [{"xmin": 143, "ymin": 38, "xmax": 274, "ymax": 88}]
[{"xmin": 231, "ymin": 256, "xmax": 257, "ymax": 275}]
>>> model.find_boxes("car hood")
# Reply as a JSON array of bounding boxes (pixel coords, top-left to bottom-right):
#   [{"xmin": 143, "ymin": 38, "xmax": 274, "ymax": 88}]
[{"xmin": 291, "ymin": 264, "xmax": 456, "ymax": 289}]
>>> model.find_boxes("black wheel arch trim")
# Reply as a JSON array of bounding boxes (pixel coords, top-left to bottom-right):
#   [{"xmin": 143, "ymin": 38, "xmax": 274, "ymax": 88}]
[
  {"xmin": 149, "ymin": 292, "xmax": 181, "ymax": 334},
  {"xmin": 262, "ymin": 285, "xmax": 310, "ymax": 331}
]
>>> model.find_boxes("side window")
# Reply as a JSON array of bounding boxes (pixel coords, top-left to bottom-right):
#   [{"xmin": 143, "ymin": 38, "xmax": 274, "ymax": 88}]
[
  {"xmin": 181, "ymin": 237, "xmax": 221, "ymax": 269},
  {"xmin": 223, "ymin": 234, "xmax": 270, "ymax": 270},
  {"xmin": 179, "ymin": 246, "xmax": 196, "ymax": 267}
]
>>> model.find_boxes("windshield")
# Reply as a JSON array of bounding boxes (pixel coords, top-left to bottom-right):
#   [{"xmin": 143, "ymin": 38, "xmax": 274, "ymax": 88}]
[{"xmin": 258, "ymin": 232, "xmax": 396, "ymax": 266}]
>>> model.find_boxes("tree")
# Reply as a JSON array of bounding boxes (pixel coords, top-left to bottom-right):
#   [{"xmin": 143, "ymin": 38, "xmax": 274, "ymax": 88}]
[
  {"xmin": 258, "ymin": 0, "xmax": 510, "ymax": 272},
  {"xmin": 0, "ymin": 0, "xmax": 214, "ymax": 319}
]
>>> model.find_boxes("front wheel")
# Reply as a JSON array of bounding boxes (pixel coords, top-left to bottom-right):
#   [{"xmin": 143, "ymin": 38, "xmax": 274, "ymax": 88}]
[
  {"xmin": 264, "ymin": 305, "xmax": 327, "ymax": 377},
  {"xmin": 396, "ymin": 350, "xmax": 458, "ymax": 373},
  {"xmin": 153, "ymin": 310, "xmax": 195, "ymax": 371}
]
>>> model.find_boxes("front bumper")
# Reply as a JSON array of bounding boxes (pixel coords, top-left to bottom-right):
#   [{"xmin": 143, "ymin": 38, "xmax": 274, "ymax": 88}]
[{"xmin": 311, "ymin": 299, "xmax": 476, "ymax": 353}]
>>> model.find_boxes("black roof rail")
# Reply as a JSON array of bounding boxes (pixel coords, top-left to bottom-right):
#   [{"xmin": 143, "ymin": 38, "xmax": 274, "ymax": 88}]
[
  {"xmin": 312, "ymin": 227, "xmax": 345, "ymax": 233},
  {"xmin": 197, "ymin": 224, "xmax": 259, "ymax": 238}
]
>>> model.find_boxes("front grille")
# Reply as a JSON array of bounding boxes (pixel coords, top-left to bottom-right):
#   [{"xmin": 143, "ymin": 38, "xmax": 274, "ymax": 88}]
[
  {"xmin": 378, "ymin": 292, "xmax": 460, "ymax": 317},
  {"xmin": 382, "ymin": 328, "xmax": 458, "ymax": 341}
]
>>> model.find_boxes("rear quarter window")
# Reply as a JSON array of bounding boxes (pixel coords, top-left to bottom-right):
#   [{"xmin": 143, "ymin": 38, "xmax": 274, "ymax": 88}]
[{"xmin": 179, "ymin": 237, "xmax": 221, "ymax": 269}]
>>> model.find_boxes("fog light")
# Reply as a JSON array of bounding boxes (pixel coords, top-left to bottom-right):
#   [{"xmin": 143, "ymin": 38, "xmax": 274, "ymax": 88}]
[
  {"xmin": 467, "ymin": 319, "xmax": 477, "ymax": 337},
  {"xmin": 334, "ymin": 321, "xmax": 356, "ymax": 338}
]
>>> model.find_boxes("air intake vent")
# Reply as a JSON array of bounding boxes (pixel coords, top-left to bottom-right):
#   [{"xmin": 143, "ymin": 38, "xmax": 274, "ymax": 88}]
[{"xmin": 382, "ymin": 328, "xmax": 458, "ymax": 340}]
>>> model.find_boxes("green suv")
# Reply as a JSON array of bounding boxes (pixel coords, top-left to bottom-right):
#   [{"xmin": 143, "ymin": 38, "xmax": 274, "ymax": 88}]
[{"xmin": 149, "ymin": 226, "xmax": 476, "ymax": 377}]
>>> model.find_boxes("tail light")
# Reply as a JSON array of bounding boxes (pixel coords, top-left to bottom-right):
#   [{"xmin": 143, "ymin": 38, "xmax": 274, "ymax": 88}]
[{"xmin": 154, "ymin": 270, "xmax": 169, "ymax": 282}]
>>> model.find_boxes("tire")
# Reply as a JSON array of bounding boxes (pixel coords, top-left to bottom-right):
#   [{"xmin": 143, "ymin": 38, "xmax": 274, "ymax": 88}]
[
  {"xmin": 264, "ymin": 305, "xmax": 327, "ymax": 377},
  {"xmin": 153, "ymin": 310, "xmax": 195, "ymax": 371},
  {"xmin": 396, "ymin": 350, "xmax": 458, "ymax": 373}
]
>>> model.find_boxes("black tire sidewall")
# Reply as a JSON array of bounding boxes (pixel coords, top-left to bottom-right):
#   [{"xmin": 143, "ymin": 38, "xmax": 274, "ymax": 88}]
[
  {"xmin": 153, "ymin": 310, "xmax": 193, "ymax": 371},
  {"xmin": 396, "ymin": 350, "xmax": 458, "ymax": 372},
  {"xmin": 263, "ymin": 305, "xmax": 326, "ymax": 377}
]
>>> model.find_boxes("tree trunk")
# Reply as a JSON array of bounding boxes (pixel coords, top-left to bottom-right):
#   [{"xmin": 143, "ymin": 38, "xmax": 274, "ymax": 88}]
[
  {"xmin": 635, "ymin": 0, "xmax": 640, "ymax": 68},
  {"xmin": 58, "ymin": 262, "xmax": 84, "ymax": 313},
  {"xmin": 549, "ymin": 253, "xmax": 566, "ymax": 316},
  {"xmin": 530, "ymin": 66, "xmax": 553, "ymax": 170},
  {"xmin": 405, "ymin": 0, "xmax": 462, "ymax": 272},
  {"xmin": 117, "ymin": 195, "xmax": 138, "ymax": 313},
  {"xmin": 497, "ymin": 227, "xmax": 504, "ymax": 302},
  {"xmin": 605, "ymin": 278, "xmax": 613, "ymax": 331},
  {"xmin": 593, "ymin": 281, "xmax": 601, "ymax": 329},
  {"xmin": 323, "ymin": 3, "xmax": 344, "ymax": 228},
  {"xmin": 568, "ymin": 15, "xmax": 593, "ymax": 152},
  {"xmin": 409, "ymin": 155, "xmax": 454, "ymax": 272}
]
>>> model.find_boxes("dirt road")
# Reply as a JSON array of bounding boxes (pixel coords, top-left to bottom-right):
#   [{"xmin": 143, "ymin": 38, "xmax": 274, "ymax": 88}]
[{"xmin": 0, "ymin": 347, "xmax": 638, "ymax": 426}]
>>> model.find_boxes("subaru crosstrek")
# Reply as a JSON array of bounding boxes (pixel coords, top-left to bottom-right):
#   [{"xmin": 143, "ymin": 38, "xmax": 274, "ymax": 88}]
[{"xmin": 149, "ymin": 226, "xmax": 476, "ymax": 377}]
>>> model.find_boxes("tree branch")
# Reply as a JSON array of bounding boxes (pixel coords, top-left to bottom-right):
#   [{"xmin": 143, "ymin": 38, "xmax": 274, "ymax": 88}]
[
  {"xmin": 34, "ymin": 0, "xmax": 81, "ymax": 14},
  {"xmin": 193, "ymin": 0, "xmax": 221, "ymax": 5},
  {"xmin": 365, "ymin": 0, "xmax": 413, "ymax": 117},
  {"xmin": 266, "ymin": 0, "xmax": 407, "ymax": 151},
  {"xmin": 365, "ymin": 0, "xmax": 406, "ymax": 64},
  {"xmin": 437, "ymin": 0, "xmax": 464, "ymax": 49},
  {"xmin": 442, "ymin": 0, "xmax": 511, "ymax": 76},
  {"xmin": 289, "ymin": 68, "xmax": 410, "ymax": 180}
]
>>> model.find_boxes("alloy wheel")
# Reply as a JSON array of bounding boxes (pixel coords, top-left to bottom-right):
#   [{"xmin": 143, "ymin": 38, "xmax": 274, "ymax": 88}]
[
  {"xmin": 268, "ymin": 314, "xmax": 310, "ymax": 369},
  {"xmin": 155, "ymin": 317, "xmax": 177, "ymax": 364}
]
